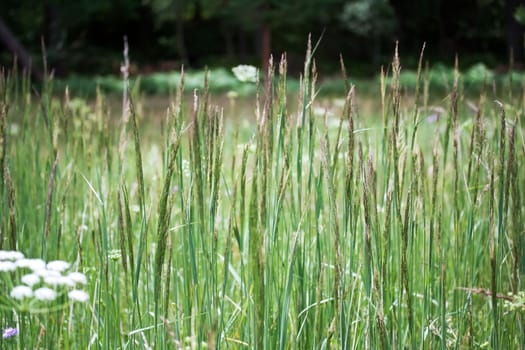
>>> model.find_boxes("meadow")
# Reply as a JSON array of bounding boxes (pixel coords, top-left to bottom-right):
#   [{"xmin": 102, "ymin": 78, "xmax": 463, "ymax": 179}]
[{"xmin": 0, "ymin": 42, "xmax": 524, "ymax": 349}]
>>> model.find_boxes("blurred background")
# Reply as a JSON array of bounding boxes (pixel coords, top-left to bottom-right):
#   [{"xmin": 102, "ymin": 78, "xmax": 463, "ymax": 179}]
[{"xmin": 0, "ymin": 0, "xmax": 524, "ymax": 81}]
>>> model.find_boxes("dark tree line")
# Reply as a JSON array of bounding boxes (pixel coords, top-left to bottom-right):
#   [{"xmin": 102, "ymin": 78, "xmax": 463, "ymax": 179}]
[{"xmin": 0, "ymin": 0, "xmax": 524, "ymax": 76}]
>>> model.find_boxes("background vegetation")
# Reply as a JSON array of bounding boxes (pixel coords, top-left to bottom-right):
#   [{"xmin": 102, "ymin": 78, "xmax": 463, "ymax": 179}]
[{"xmin": 0, "ymin": 0, "xmax": 524, "ymax": 79}]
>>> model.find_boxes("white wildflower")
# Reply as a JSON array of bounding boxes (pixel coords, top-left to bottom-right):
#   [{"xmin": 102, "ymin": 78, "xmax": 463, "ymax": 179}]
[
  {"xmin": 21, "ymin": 273, "xmax": 40, "ymax": 287},
  {"xmin": 16, "ymin": 258, "xmax": 46, "ymax": 271},
  {"xmin": 44, "ymin": 275, "xmax": 74, "ymax": 287},
  {"xmin": 232, "ymin": 65, "xmax": 257, "ymax": 83},
  {"xmin": 68, "ymin": 289, "xmax": 89, "ymax": 303},
  {"xmin": 0, "ymin": 250, "xmax": 24, "ymax": 261},
  {"xmin": 35, "ymin": 269, "xmax": 61, "ymax": 278},
  {"xmin": 181, "ymin": 159, "xmax": 191, "ymax": 178},
  {"xmin": 67, "ymin": 272, "xmax": 87, "ymax": 285},
  {"xmin": 34, "ymin": 287, "xmax": 57, "ymax": 301},
  {"xmin": 47, "ymin": 260, "xmax": 70, "ymax": 272},
  {"xmin": 108, "ymin": 250, "xmax": 121, "ymax": 261},
  {"xmin": 0, "ymin": 261, "xmax": 17, "ymax": 272},
  {"xmin": 9, "ymin": 123, "xmax": 20, "ymax": 135},
  {"xmin": 227, "ymin": 90, "xmax": 239, "ymax": 99},
  {"xmin": 313, "ymin": 106, "xmax": 329, "ymax": 117},
  {"xmin": 332, "ymin": 98, "xmax": 346, "ymax": 108},
  {"xmin": 10, "ymin": 285, "xmax": 33, "ymax": 300},
  {"xmin": 59, "ymin": 276, "xmax": 75, "ymax": 287}
]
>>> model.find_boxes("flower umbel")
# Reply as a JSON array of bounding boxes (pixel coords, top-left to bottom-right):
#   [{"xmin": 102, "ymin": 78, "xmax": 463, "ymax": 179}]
[
  {"xmin": 16, "ymin": 258, "xmax": 46, "ymax": 271},
  {"xmin": 47, "ymin": 260, "xmax": 71, "ymax": 272},
  {"xmin": 0, "ymin": 261, "xmax": 17, "ymax": 272},
  {"xmin": 21, "ymin": 273, "xmax": 40, "ymax": 287},
  {"xmin": 232, "ymin": 65, "xmax": 257, "ymax": 83},
  {"xmin": 34, "ymin": 287, "xmax": 57, "ymax": 301},
  {"xmin": 68, "ymin": 289, "xmax": 90, "ymax": 303},
  {"xmin": 10, "ymin": 285, "xmax": 33, "ymax": 299},
  {"xmin": 67, "ymin": 272, "xmax": 87, "ymax": 285},
  {"xmin": 0, "ymin": 250, "xmax": 24, "ymax": 261},
  {"xmin": 0, "ymin": 250, "xmax": 90, "ymax": 312}
]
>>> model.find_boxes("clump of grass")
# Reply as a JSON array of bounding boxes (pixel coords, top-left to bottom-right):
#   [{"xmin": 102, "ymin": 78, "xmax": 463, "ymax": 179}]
[{"xmin": 0, "ymin": 39, "xmax": 524, "ymax": 349}]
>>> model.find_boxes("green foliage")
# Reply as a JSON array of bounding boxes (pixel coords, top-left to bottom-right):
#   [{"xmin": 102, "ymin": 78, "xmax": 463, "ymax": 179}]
[
  {"xmin": 505, "ymin": 291, "xmax": 525, "ymax": 313},
  {"xmin": 55, "ymin": 68, "xmax": 257, "ymax": 96},
  {"xmin": 1, "ymin": 49, "xmax": 524, "ymax": 348},
  {"xmin": 55, "ymin": 62, "xmax": 525, "ymax": 99},
  {"xmin": 514, "ymin": 5, "xmax": 525, "ymax": 25},
  {"xmin": 339, "ymin": 0, "xmax": 397, "ymax": 37}
]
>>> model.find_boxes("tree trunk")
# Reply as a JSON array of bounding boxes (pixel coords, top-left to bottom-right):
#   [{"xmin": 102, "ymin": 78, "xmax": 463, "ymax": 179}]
[
  {"xmin": 254, "ymin": 0, "xmax": 272, "ymax": 76},
  {"xmin": 0, "ymin": 18, "xmax": 43, "ymax": 81},
  {"xmin": 239, "ymin": 30, "xmax": 248, "ymax": 60},
  {"xmin": 46, "ymin": 2, "xmax": 63, "ymax": 50},
  {"xmin": 222, "ymin": 24, "xmax": 235, "ymax": 59},
  {"xmin": 506, "ymin": 0, "xmax": 525, "ymax": 64},
  {"xmin": 261, "ymin": 22, "xmax": 271, "ymax": 77},
  {"xmin": 175, "ymin": 0, "xmax": 189, "ymax": 66},
  {"xmin": 45, "ymin": 2, "xmax": 65, "ymax": 75}
]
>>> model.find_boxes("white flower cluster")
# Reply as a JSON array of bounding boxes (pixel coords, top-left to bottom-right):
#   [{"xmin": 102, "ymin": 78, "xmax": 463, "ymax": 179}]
[
  {"xmin": 232, "ymin": 65, "xmax": 258, "ymax": 83},
  {"xmin": 0, "ymin": 250, "xmax": 89, "ymax": 306}
]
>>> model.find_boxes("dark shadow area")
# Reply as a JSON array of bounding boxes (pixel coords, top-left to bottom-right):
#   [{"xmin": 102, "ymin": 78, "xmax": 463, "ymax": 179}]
[{"xmin": 1, "ymin": 0, "xmax": 524, "ymax": 80}]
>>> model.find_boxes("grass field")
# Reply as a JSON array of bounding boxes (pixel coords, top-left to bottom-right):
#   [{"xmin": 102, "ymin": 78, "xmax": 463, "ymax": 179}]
[{"xmin": 1, "ymin": 44, "xmax": 524, "ymax": 349}]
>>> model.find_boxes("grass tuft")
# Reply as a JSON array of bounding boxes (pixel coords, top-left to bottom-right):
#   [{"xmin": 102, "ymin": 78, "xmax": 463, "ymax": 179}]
[{"xmin": 0, "ymin": 42, "xmax": 524, "ymax": 349}]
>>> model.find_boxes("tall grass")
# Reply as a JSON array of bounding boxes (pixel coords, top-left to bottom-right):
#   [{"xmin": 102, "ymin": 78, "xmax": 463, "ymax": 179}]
[{"xmin": 0, "ymin": 42, "xmax": 524, "ymax": 349}]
